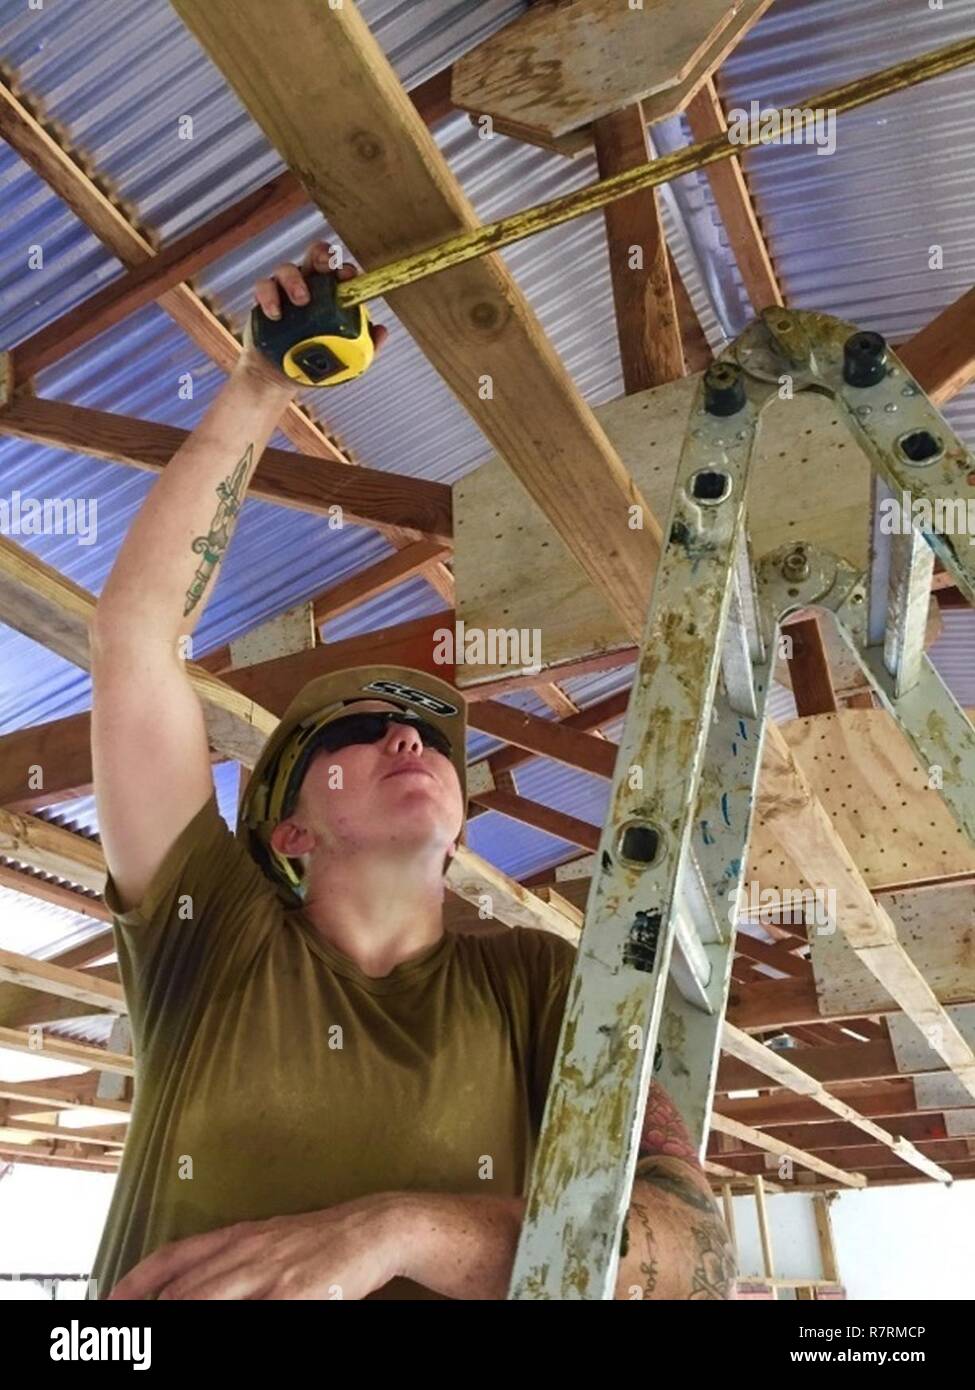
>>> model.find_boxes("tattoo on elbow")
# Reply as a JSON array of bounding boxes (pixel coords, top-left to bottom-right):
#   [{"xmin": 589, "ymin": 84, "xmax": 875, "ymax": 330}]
[
  {"xmin": 632, "ymin": 1158, "xmax": 738, "ymax": 1299},
  {"xmin": 689, "ymin": 1217, "xmax": 737, "ymax": 1300}
]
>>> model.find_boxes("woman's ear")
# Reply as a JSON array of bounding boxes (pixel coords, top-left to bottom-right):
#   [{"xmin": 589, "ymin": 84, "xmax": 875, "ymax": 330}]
[{"xmin": 270, "ymin": 818, "xmax": 316, "ymax": 858}]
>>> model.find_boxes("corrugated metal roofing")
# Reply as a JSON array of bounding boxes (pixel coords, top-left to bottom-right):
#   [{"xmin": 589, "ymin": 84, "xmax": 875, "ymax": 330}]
[{"xmin": 1, "ymin": 0, "xmax": 974, "ymax": 972}]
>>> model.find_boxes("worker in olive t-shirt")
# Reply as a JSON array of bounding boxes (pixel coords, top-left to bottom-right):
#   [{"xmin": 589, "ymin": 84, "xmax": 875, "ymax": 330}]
[{"xmin": 89, "ymin": 243, "xmax": 735, "ymax": 1301}]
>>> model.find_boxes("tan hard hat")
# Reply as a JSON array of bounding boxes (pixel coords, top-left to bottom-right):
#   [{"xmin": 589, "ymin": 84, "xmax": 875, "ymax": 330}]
[{"xmin": 237, "ymin": 664, "xmax": 468, "ymax": 904}]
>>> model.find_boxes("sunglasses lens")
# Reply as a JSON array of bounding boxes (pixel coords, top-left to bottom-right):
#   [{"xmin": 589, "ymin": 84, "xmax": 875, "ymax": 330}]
[
  {"xmin": 316, "ymin": 713, "xmax": 389, "ymax": 752},
  {"xmin": 316, "ymin": 712, "xmax": 452, "ymax": 758}
]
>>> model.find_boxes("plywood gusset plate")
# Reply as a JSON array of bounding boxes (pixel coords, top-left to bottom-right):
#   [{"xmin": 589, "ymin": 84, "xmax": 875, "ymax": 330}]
[
  {"xmin": 455, "ymin": 375, "xmax": 873, "ymax": 686},
  {"xmin": 747, "ymin": 711, "xmax": 975, "ymax": 896}
]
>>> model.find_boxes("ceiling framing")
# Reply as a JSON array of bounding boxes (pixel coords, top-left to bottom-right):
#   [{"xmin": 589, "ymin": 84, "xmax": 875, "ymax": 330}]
[{"xmin": 0, "ymin": 0, "xmax": 974, "ymax": 1198}]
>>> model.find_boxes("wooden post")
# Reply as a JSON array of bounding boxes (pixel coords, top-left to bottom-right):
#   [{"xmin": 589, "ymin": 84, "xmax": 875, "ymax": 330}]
[
  {"xmin": 814, "ymin": 1193, "xmax": 841, "ymax": 1285},
  {"xmin": 721, "ymin": 1181, "xmax": 739, "ymax": 1270},
  {"xmin": 753, "ymin": 1175, "xmax": 778, "ymax": 1300}
]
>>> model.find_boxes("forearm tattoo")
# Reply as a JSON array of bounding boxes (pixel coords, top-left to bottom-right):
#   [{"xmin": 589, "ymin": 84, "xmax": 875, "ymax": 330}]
[{"xmin": 184, "ymin": 444, "xmax": 253, "ymax": 616}]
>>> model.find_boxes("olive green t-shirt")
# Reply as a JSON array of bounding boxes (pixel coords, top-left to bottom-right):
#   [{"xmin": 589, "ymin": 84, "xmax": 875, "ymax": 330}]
[{"xmin": 90, "ymin": 793, "xmax": 575, "ymax": 1300}]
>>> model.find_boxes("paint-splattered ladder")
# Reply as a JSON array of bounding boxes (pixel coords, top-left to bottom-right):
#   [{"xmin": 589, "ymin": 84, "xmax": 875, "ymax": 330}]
[{"xmin": 509, "ymin": 308, "xmax": 975, "ymax": 1299}]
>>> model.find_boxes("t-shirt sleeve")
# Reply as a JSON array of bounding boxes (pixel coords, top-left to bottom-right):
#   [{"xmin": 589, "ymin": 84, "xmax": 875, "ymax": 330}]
[
  {"xmin": 517, "ymin": 927, "xmax": 578, "ymax": 1130},
  {"xmin": 103, "ymin": 792, "xmax": 279, "ymax": 1052}
]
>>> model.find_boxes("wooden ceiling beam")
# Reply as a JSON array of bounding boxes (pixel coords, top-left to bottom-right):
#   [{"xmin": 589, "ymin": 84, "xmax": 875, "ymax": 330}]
[
  {"xmin": 720, "ymin": 1080, "xmax": 922, "ymax": 1127},
  {"xmin": 0, "ymin": 633, "xmax": 628, "ymax": 821},
  {"xmin": 0, "ymin": 72, "xmax": 452, "ymax": 602},
  {"xmin": 593, "ymin": 103, "xmax": 684, "ymax": 392},
  {"xmin": 718, "ymin": 1038, "xmax": 900, "ymax": 1093},
  {"xmin": 733, "ymin": 932, "xmax": 812, "ymax": 979},
  {"xmin": 0, "ymin": 1140, "xmax": 119, "ymax": 1172},
  {"xmin": 446, "ymin": 850, "xmax": 581, "ymax": 945},
  {"xmin": 468, "ymin": 702, "xmax": 617, "ymax": 779},
  {"xmin": 709, "ymin": 1111, "xmax": 866, "ymax": 1187},
  {"xmin": 717, "ymin": 1138, "xmax": 969, "ymax": 1175},
  {"xmin": 713, "ymin": 1110, "xmax": 955, "ymax": 1155},
  {"xmin": 0, "ymin": 75, "xmax": 343, "ymax": 459},
  {"xmin": 721, "ymin": 1023, "xmax": 949, "ymax": 1181},
  {"xmin": 0, "ymin": 805, "xmax": 105, "ymax": 892},
  {"xmin": 0, "ymin": 927, "xmax": 118, "ymax": 1031},
  {"xmin": 8, "ymin": 70, "xmax": 455, "ymax": 382},
  {"xmin": 0, "ymin": 946, "xmax": 123, "ymax": 1013},
  {"xmin": 0, "ymin": 531, "xmax": 279, "ymax": 766},
  {"xmin": 0, "ymin": 396, "xmax": 452, "ymax": 545},
  {"xmin": 685, "ymin": 76, "xmax": 783, "ymax": 313},
  {"xmin": 0, "ymin": 860, "xmax": 110, "ymax": 921},
  {"xmin": 0, "ymin": 1072, "xmax": 128, "ymax": 1114},
  {"xmin": 12, "ymin": 172, "xmax": 307, "ymax": 379},
  {"xmin": 0, "ymin": 1024, "xmax": 132, "ymax": 1075},
  {"xmin": 774, "ymin": 1158, "xmax": 975, "ymax": 1191},
  {"xmin": 898, "ymin": 284, "xmax": 975, "ymax": 404},
  {"xmin": 171, "ymin": 0, "xmax": 660, "ymax": 643},
  {"xmin": 468, "ymin": 790, "xmax": 599, "ymax": 852},
  {"xmin": 486, "ymin": 691, "xmax": 629, "ymax": 778},
  {"xmin": 4, "ymin": 1117, "xmax": 126, "ymax": 1148}
]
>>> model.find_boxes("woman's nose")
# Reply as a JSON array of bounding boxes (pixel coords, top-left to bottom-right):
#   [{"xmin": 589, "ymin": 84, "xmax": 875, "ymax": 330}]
[{"xmin": 387, "ymin": 722, "xmax": 423, "ymax": 752}]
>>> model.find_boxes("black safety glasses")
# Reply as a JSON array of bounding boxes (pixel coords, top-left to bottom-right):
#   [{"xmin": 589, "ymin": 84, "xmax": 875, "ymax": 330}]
[{"xmin": 308, "ymin": 711, "xmax": 453, "ymax": 760}]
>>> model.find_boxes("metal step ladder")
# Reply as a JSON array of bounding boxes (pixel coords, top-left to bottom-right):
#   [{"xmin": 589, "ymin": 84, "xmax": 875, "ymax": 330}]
[{"xmin": 509, "ymin": 308, "xmax": 975, "ymax": 1299}]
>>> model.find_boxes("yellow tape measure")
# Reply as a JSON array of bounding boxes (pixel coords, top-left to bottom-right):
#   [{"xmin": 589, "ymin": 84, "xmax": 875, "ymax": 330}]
[{"xmin": 250, "ymin": 272, "xmax": 374, "ymax": 387}]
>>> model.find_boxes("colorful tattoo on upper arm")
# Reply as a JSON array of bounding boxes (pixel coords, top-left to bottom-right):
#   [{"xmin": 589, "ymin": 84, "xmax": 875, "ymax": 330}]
[
  {"xmin": 638, "ymin": 1082, "xmax": 701, "ymax": 1166},
  {"xmin": 630, "ymin": 1085, "xmax": 738, "ymax": 1298}
]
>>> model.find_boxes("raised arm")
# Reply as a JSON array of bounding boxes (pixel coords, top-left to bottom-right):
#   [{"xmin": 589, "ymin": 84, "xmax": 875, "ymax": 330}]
[{"xmin": 92, "ymin": 243, "xmax": 375, "ymax": 912}]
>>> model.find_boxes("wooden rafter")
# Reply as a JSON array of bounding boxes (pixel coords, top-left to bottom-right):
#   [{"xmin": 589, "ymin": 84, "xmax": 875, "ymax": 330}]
[
  {"xmin": 784, "ymin": 615, "xmax": 840, "ymax": 716},
  {"xmin": 593, "ymin": 103, "xmax": 684, "ymax": 392},
  {"xmin": 0, "ymin": 1025, "xmax": 131, "ymax": 1075},
  {"xmin": 720, "ymin": 1080, "xmax": 922, "ymax": 1127},
  {"xmin": 0, "ymin": 533, "xmax": 278, "ymax": 765},
  {"xmin": 685, "ymin": 76, "xmax": 783, "ymax": 313},
  {"xmin": 0, "ymin": 1073, "xmax": 128, "ymax": 1114},
  {"xmin": 722, "ymin": 1023, "xmax": 951, "ymax": 1182},
  {"xmin": 0, "ymin": 805, "xmax": 105, "ymax": 892},
  {"xmin": 0, "ymin": 396, "xmax": 453, "ymax": 545},
  {"xmin": 467, "ymin": 791, "xmax": 599, "ymax": 852},
  {"xmin": 715, "ymin": 1111, "xmax": 960, "ymax": 1154},
  {"xmin": 7, "ymin": 71, "xmax": 454, "ymax": 383},
  {"xmin": 898, "ymin": 284, "xmax": 975, "ymax": 403},
  {"xmin": 0, "ymin": 1140, "xmax": 119, "ymax": 1172},
  {"xmin": 0, "ymin": 947, "xmax": 123, "ymax": 1014},
  {"xmin": 733, "ymin": 932, "xmax": 812, "ymax": 979},
  {"xmin": 171, "ymin": 0, "xmax": 660, "ymax": 643},
  {"xmin": 0, "ymin": 73, "xmax": 453, "ymax": 604},
  {"xmin": 0, "ymin": 860, "xmax": 110, "ymax": 920},
  {"xmin": 709, "ymin": 1112, "xmax": 866, "ymax": 1187},
  {"xmin": 717, "ymin": 1139, "xmax": 969, "ymax": 1176},
  {"xmin": 12, "ymin": 173, "xmax": 307, "ymax": 379}
]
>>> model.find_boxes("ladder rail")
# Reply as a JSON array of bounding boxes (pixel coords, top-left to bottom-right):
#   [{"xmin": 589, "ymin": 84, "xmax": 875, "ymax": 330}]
[{"xmin": 509, "ymin": 309, "xmax": 975, "ymax": 1300}]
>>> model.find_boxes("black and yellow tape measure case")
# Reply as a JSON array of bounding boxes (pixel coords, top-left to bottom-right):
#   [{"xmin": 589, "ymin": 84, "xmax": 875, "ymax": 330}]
[{"xmin": 250, "ymin": 272, "xmax": 374, "ymax": 387}]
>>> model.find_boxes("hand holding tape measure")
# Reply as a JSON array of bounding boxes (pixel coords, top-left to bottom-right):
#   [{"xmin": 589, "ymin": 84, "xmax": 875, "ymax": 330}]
[{"xmin": 246, "ymin": 241, "xmax": 387, "ymax": 388}]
